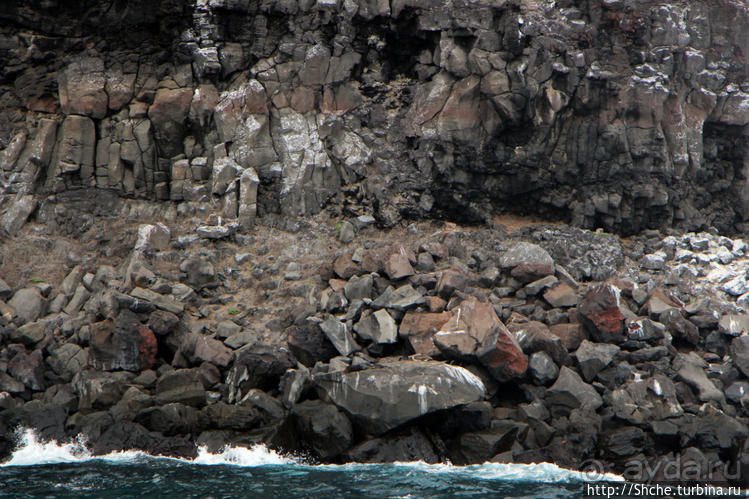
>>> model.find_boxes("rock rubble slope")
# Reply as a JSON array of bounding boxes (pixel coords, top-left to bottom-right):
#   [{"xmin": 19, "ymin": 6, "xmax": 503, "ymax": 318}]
[{"xmin": 0, "ymin": 209, "xmax": 748, "ymax": 484}]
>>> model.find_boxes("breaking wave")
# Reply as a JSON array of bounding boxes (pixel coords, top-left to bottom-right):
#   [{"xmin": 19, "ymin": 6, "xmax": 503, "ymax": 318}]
[{"xmin": 1, "ymin": 428, "xmax": 622, "ymax": 484}]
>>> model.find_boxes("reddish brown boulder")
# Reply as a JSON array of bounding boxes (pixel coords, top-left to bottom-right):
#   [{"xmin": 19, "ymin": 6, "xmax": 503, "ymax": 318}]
[
  {"xmin": 91, "ymin": 311, "xmax": 157, "ymax": 372},
  {"xmin": 333, "ymin": 250, "xmax": 360, "ymax": 279},
  {"xmin": 399, "ymin": 310, "xmax": 451, "ymax": 357},
  {"xmin": 360, "ymin": 248, "xmax": 385, "ymax": 274},
  {"xmin": 425, "ymin": 296, "xmax": 447, "ymax": 312},
  {"xmin": 506, "ymin": 316, "xmax": 569, "ymax": 366},
  {"xmin": 578, "ymin": 284, "xmax": 626, "ymax": 344},
  {"xmin": 385, "ymin": 252, "xmax": 414, "ymax": 280},
  {"xmin": 399, "ymin": 311, "xmax": 451, "ymax": 337},
  {"xmin": 433, "ymin": 297, "xmax": 527, "ymax": 381},
  {"xmin": 642, "ymin": 288, "xmax": 682, "ymax": 317},
  {"xmin": 420, "ymin": 241, "xmax": 447, "ymax": 260}
]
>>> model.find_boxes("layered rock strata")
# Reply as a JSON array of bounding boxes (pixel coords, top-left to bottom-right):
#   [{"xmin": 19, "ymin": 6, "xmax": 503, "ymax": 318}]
[{"xmin": 1, "ymin": 0, "xmax": 749, "ymax": 234}]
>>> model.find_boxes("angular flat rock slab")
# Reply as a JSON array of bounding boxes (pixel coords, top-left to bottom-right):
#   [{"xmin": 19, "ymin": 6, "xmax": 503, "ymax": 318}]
[
  {"xmin": 547, "ymin": 366, "xmax": 602, "ymax": 415},
  {"xmin": 130, "ymin": 287, "xmax": 184, "ymax": 315},
  {"xmin": 575, "ymin": 339, "xmax": 620, "ymax": 382},
  {"xmin": 314, "ymin": 359, "xmax": 486, "ymax": 435},
  {"xmin": 354, "ymin": 309, "xmax": 397, "ymax": 344},
  {"xmin": 320, "ymin": 317, "xmax": 360, "ymax": 356}
]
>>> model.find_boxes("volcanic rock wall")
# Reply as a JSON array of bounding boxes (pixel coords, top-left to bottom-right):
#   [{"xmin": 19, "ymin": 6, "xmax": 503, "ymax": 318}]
[{"xmin": 1, "ymin": 0, "xmax": 749, "ymax": 234}]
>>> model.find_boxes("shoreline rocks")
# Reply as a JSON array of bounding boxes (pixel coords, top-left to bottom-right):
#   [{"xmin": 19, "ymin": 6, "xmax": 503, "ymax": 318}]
[{"xmin": 1, "ymin": 206, "xmax": 749, "ymax": 485}]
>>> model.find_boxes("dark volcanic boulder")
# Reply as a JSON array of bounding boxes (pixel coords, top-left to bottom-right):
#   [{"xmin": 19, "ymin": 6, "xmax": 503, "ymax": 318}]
[
  {"xmin": 47, "ymin": 343, "xmax": 88, "ymax": 381},
  {"xmin": 225, "ymin": 344, "xmax": 295, "ymax": 402},
  {"xmin": 201, "ymin": 402, "xmax": 261, "ymax": 431},
  {"xmin": 602, "ymin": 426, "xmax": 647, "ymax": 459},
  {"xmin": 457, "ymin": 423, "xmax": 522, "ymax": 464},
  {"xmin": 730, "ymin": 335, "xmax": 749, "ymax": 379},
  {"xmin": 154, "ymin": 369, "xmax": 206, "ymax": 407},
  {"xmin": 433, "ymin": 297, "xmax": 527, "ymax": 382},
  {"xmin": 574, "ymin": 340, "xmax": 620, "ymax": 383},
  {"xmin": 177, "ymin": 333, "xmax": 233, "ymax": 368},
  {"xmin": 148, "ymin": 310, "xmax": 180, "ymax": 336},
  {"xmin": 7, "ymin": 346, "xmax": 46, "ymax": 391},
  {"xmin": 135, "ymin": 403, "xmax": 200, "ymax": 436},
  {"xmin": 292, "ymin": 400, "xmax": 353, "ymax": 459},
  {"xmin": 314, "ymin": 359, "xmax": 486, "ymax": 435},
  {"xmin": 91, "ymin": 421, "xmax": 197, "ymax": 458},
  {"xmin": 0, "ymin": 401, "xmax": 67, "ymax": 444},
  {"xmin": 546, "ymin": 367, "xmax": 603, "ymax": 416},
  {"xmin": 73, "ymin": 370, "xmax": 133, "ymax": 410},
  {"xmin": 507, "ymin": 318, "xmax": 569, "ymax": 367},
  {"xmin": 287, "ymin": 323, "xmax": 338, "ymax": 368},
  {"xmin": 343, "ymin": 427, "xmax": 439, "ymax": 464},
  {"xmin": 578, "ymin": 284, "xmax": 626, "ymax": 344},
  {"xmin": 319, "ymin": 317, "xmax": 359, "ymax": 356},
  {"xmin": 90, "ymin": 311, "xmax": 157, "ymax": 372}
]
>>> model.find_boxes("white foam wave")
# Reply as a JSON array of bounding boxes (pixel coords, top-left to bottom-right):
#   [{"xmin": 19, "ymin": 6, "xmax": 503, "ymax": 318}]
[
  {"xmin": 0, "ymin": 429, "xmax": 291, "ymax": 468},
  {"xmin": 390, "ymin": 461, "xmax": 624, "ymax": 483},
  {"xmin": 1, "ymin": 429, "xmax": 622, "ymax": 483},
  {"xmin": 2, "ymin": 429, "xmax": 91, "ymax": 466},
  {"xmin": 190, "ymin": 444, "xmax": 292, "ymax": 466}
]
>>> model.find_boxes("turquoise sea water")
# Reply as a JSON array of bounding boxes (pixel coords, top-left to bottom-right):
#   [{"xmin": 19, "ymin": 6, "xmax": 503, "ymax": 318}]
[{"xmin": 0, "ymin": 430, "xmax": 619, "ymax": 498}]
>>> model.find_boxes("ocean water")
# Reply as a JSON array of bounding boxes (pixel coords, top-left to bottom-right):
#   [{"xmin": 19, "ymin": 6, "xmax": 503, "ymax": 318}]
[{"xmin": 0, "ymin": 429, "xmax": 622, "ymax": 498}]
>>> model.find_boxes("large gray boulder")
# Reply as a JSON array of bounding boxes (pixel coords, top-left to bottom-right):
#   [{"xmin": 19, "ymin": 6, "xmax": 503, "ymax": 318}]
[
  {"xmin": 546, "ymin": 366, "xmax": 603, "ymax": 416},
  {"xmin": 314, "ymin": 359, "xmax": 486, "ymax": 435},
  {"xmin": 7, "ymin": 287, "xmax": 45, "ymax": 325},
  {"xmin": 499, "ymin": 242, "xmax": 555, "ymax": 282}
]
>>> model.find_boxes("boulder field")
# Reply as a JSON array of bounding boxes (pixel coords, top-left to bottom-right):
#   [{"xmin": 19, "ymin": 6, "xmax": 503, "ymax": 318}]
[{"xmin": 1, "ymin": 206, "xmax": 749, "ymax": 485}]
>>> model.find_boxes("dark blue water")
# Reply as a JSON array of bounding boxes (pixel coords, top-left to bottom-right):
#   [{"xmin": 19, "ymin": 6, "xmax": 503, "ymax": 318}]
[
  {"xmin": 0, "ymin": 430, "xmax": 615, "ymax": 498},
  {"xmin": 0, "ymin": 460, "xmax": 591, "ymax": 498}
]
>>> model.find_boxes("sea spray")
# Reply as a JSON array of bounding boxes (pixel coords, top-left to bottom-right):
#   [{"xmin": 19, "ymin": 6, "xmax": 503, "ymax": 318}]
[
  {"xmin": 1, "ymin": 429, "xmax": 622, "ymax": 483},
  {"xmin": 0, "ymin": 429, "xmax": 291, "ymax": 468}
]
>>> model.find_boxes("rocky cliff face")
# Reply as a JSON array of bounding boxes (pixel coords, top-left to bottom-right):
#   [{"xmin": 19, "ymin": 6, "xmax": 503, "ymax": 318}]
[
  {"xmin": 5, "ymin": 0, "xmax": 749, "ymax": 480},
  {"xmin": 1, "ymin": 0, "xmax": 748, "ymax": 235}
]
